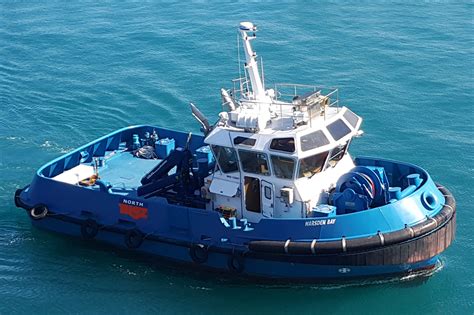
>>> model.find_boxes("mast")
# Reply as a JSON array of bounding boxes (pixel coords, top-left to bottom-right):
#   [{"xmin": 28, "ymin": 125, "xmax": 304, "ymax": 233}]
[{"xmin": 239, "ymin": 22, "xmax": 267, "ymax": 101}]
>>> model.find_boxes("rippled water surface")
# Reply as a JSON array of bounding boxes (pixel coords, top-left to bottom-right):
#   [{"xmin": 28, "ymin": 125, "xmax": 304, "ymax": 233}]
[{"xmin": 0, "ymin": 2, "xmax": 473, "ymax": 314}]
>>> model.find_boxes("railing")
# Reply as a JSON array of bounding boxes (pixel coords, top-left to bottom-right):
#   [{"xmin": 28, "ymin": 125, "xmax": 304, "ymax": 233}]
[
  {"xmin": 229, "ymin": 81, "xmax": 339, "ymax": 107},
  {"xmin": 230, "ymin": 77, "xmax": 251, "ymax": 101},
  {"xmin": 224, "ymin": 80, "xmax": 341, "ymax": 127},
  {"xmin": 273, "ymin": 83, "xmax": 339, "ymax": 109}
]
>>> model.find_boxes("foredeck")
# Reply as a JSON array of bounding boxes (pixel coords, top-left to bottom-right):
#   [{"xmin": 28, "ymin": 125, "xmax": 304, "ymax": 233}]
[
  {"xmin": 39, "ymin": 125, "xmax": 206, "ymax": 197},
  {"xmin": 99, "ymin": 152, "xmax": 162, "ymax": 192}
]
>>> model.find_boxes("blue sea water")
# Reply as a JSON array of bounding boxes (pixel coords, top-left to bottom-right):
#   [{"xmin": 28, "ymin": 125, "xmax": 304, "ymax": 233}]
[{"xmin": 0, "ymin": 2, "xmax": 473, "ymax": 314}]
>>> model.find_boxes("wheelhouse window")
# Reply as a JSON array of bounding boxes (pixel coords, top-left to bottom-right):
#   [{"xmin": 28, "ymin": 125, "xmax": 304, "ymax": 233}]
[
  {"xmin": 270, "ymin": 138, "xmax": 295, "ymax": 153},
  {"xmin": 211, "ymin": 145, "xmax": 239, "ymax": 173},
  {"xmin": 326, "ymin": 141, "xmax": 350, "ymax": 168},
  {"xmin": 298, "ymin": 151, "xmax": 329, "ymax": 178},
  {"xmin": 233, "ymin": 136, "xmax": 256, "ymax": 146},
  {"xmin": 327, "ymin": 119, "xmax": 351, "ymax": 141},
  {"xmin": 343, "ymin": 109, "xmax": 360, "ymax": 128},
  {"xmin": 271, "ymin": 155, "xmax": 295, "ymax": 180},
  {"xmin": 238, "ymin": 150, "xmax": 271, "ymax": 176},
  {"xmin": 300, "ymin": 130, "xmax": 330, "ymax": 152}
]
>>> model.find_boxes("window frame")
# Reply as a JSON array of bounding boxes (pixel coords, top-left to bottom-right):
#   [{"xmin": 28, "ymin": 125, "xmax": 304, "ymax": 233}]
[
  {"xmin": 270, "ymin": 154, "xmax": 296, "ymax": 180},
  {"xmin": 325, "ymin": 140, "xmax": 351, "ymax": 169},
  {"xmin": 238, "ymin": 149, "xmax": 271, "ymax": 176},
  {"xmin": 327, "ymin": 119, "xmax": 352, "ymax": 141},
  {"xmin": 300, "ymin": 129, "xmax": 331, "ymax": 152},
  {"xmin": 233, "ymin": 136, "xmax": 256, "ymax": 147},
  {"xmin": 210, "ymin": 145, "xmax": 240, "ymax": 174},
  {"xmin": 297, "ymin": 150, "xmax": 330, "ymax": 179},
  {"xmin": 264, "ymin": 186, "xmax": 272, "ymax": 200},
  {"xmin": 269, "ymin": 137, "xmax": 296, "ymax": 153},
  {"xmin": 342, "ymin": 109, "xmax": 360, "ymax": 128}
]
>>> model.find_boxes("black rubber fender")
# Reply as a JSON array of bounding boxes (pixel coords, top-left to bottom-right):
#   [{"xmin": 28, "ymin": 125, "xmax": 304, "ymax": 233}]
[
  {"xmin": 81, "ymin": 219, "xmax": 99, "ymax": 240},
  {"xmin": 14, "ymin": 188, "xmax": 23, "ymax": 208},
  {"xmin": 345, "ymin": 234, "xmax": 383, "ymax": 252},
  {"xmin": 287, "ymin": 241, "xmax": 313, "ymax": 255},
  {"xmin": 248, "ymin": 241, "xmax": 286, "ymax": 254},
  {"xmin": 29, "ymin": 204, "xmax": 48, "ymax": 220},
  {"xmin": 124, "ymin": 228, "xmax": 145, "ymax": 249},
  {"xmin": 228, "ymin": 254, "xmax": 245, "ymax": 273},
  {"xmin": 433, "ymin": 207, "xmax": 450, "ymax": 226},
  {"xmin": 189, "ymin": 244, "xmax": 208, "ymax": 264},
  {"xmin": 249, "ymin": 240, "xmax": 344, "ymax": 255},
  {"xmin": 382, "ymin": 227, "xmax": 414, "ymax": 246},
  {"xmin": 313, "ymin": 240, "xmax": 343, "ymax": 254},
  {"xmin": 412, "ymin": 218, "xmax": 438, "ymax": 237},
  {"xmin": 437, "ymin": 185, "xmax": 456, "ymax": 208},
  {"xmin": 287, "ymin": 240, "xmax": 343, "ymax": 254},
  {"xmin": 14, "ymin": 185, "xmax": 31, "ymax": 210}
]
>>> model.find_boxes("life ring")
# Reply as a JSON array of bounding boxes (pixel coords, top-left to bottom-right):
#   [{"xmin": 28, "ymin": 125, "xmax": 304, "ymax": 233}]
[
  {"xmin": 227, "ymin": 254, "xmax": 245, "ymax": 273},
  {"xmin": 124, "ymin": 229, "xmax": 144, "ymax": 249},
  {"xmin": 81, "ymin": 219, "xmax": 99, "ymax": 240},
  {"xmin": 29, "ymin": 204, "xmax": 48, "ymax": 220},
  {"xmin": 189, "ymin": 244, "xmax": 208, "ymax": 264}
]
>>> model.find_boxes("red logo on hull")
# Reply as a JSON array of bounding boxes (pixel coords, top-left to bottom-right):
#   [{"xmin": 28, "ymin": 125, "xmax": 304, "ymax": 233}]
[{"xmin": 119, "ymin": 199, "xmax": 148, "ymax": 220}]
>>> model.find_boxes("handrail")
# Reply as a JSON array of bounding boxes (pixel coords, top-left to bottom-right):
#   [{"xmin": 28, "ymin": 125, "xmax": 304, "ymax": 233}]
[{"xmin": 224, "ymin": 80, "xmax": 341, "ymax": 125}]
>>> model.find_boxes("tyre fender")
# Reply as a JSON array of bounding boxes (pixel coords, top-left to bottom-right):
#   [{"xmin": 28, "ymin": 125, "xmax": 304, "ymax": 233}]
[
  {"xmin": 124, "ymin": 228, "xmax": 145, "ymax": 249},
  {"xmin": 81, "ymin": 219, "xmax": 99, "ymax": 240},
  {"xmin": 228, "ymin": 254, "xmax": 245, "ymax": 273},
  {"xmin": 189, "ymin": 244, "xmax": 208, "ymax": 264},
  {"xmin": 29, "ymin": 204, "xmax": 48, "ymax": 220}
]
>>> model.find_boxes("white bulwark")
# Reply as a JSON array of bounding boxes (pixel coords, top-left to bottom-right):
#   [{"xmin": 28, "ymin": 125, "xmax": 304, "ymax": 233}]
[{"xmin": 199, "ymin": 22, "xmax": 363, "ymax": 223}]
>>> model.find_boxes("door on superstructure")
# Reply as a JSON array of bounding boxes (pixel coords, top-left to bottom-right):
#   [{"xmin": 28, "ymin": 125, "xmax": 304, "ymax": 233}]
[
  {"xmin": 261, "ymin": 180, "xmax": 274, "ymax": 218},
  {"xmin": 244, "ymin": 176, "xmax": 260, "ymax": 212},
  {"xmin": 243, "ymin": 176, "xmax": 262, "ymax": 222}
]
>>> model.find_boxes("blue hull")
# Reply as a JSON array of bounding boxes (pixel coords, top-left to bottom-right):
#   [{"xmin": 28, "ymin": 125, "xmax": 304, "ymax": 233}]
[{"xmin": 30, "ymin": 216, "xmax": 439, "ymax": 280}]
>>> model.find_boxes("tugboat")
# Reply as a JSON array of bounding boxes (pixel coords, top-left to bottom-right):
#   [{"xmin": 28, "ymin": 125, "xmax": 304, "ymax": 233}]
[{"xmin": 14, "ymin": 22, "xmax": 456, "ymax": 280}]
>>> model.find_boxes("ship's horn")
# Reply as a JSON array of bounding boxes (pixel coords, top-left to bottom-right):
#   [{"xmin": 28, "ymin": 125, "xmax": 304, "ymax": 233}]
[{"xmin": 190, "ymin": 103, "xmax": 211, "ymax": 135}]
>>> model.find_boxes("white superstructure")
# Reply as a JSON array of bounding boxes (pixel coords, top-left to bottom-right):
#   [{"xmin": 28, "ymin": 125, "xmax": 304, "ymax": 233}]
[{"xmin": 199, "ymin": 22, "xmax": 363, "ymax": 223}]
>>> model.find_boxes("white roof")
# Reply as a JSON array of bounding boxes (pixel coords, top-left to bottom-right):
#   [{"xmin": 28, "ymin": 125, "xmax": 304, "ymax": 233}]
[{"xmin": 205, "ymin": 106, "xmax": 362, "ymax": 158}]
